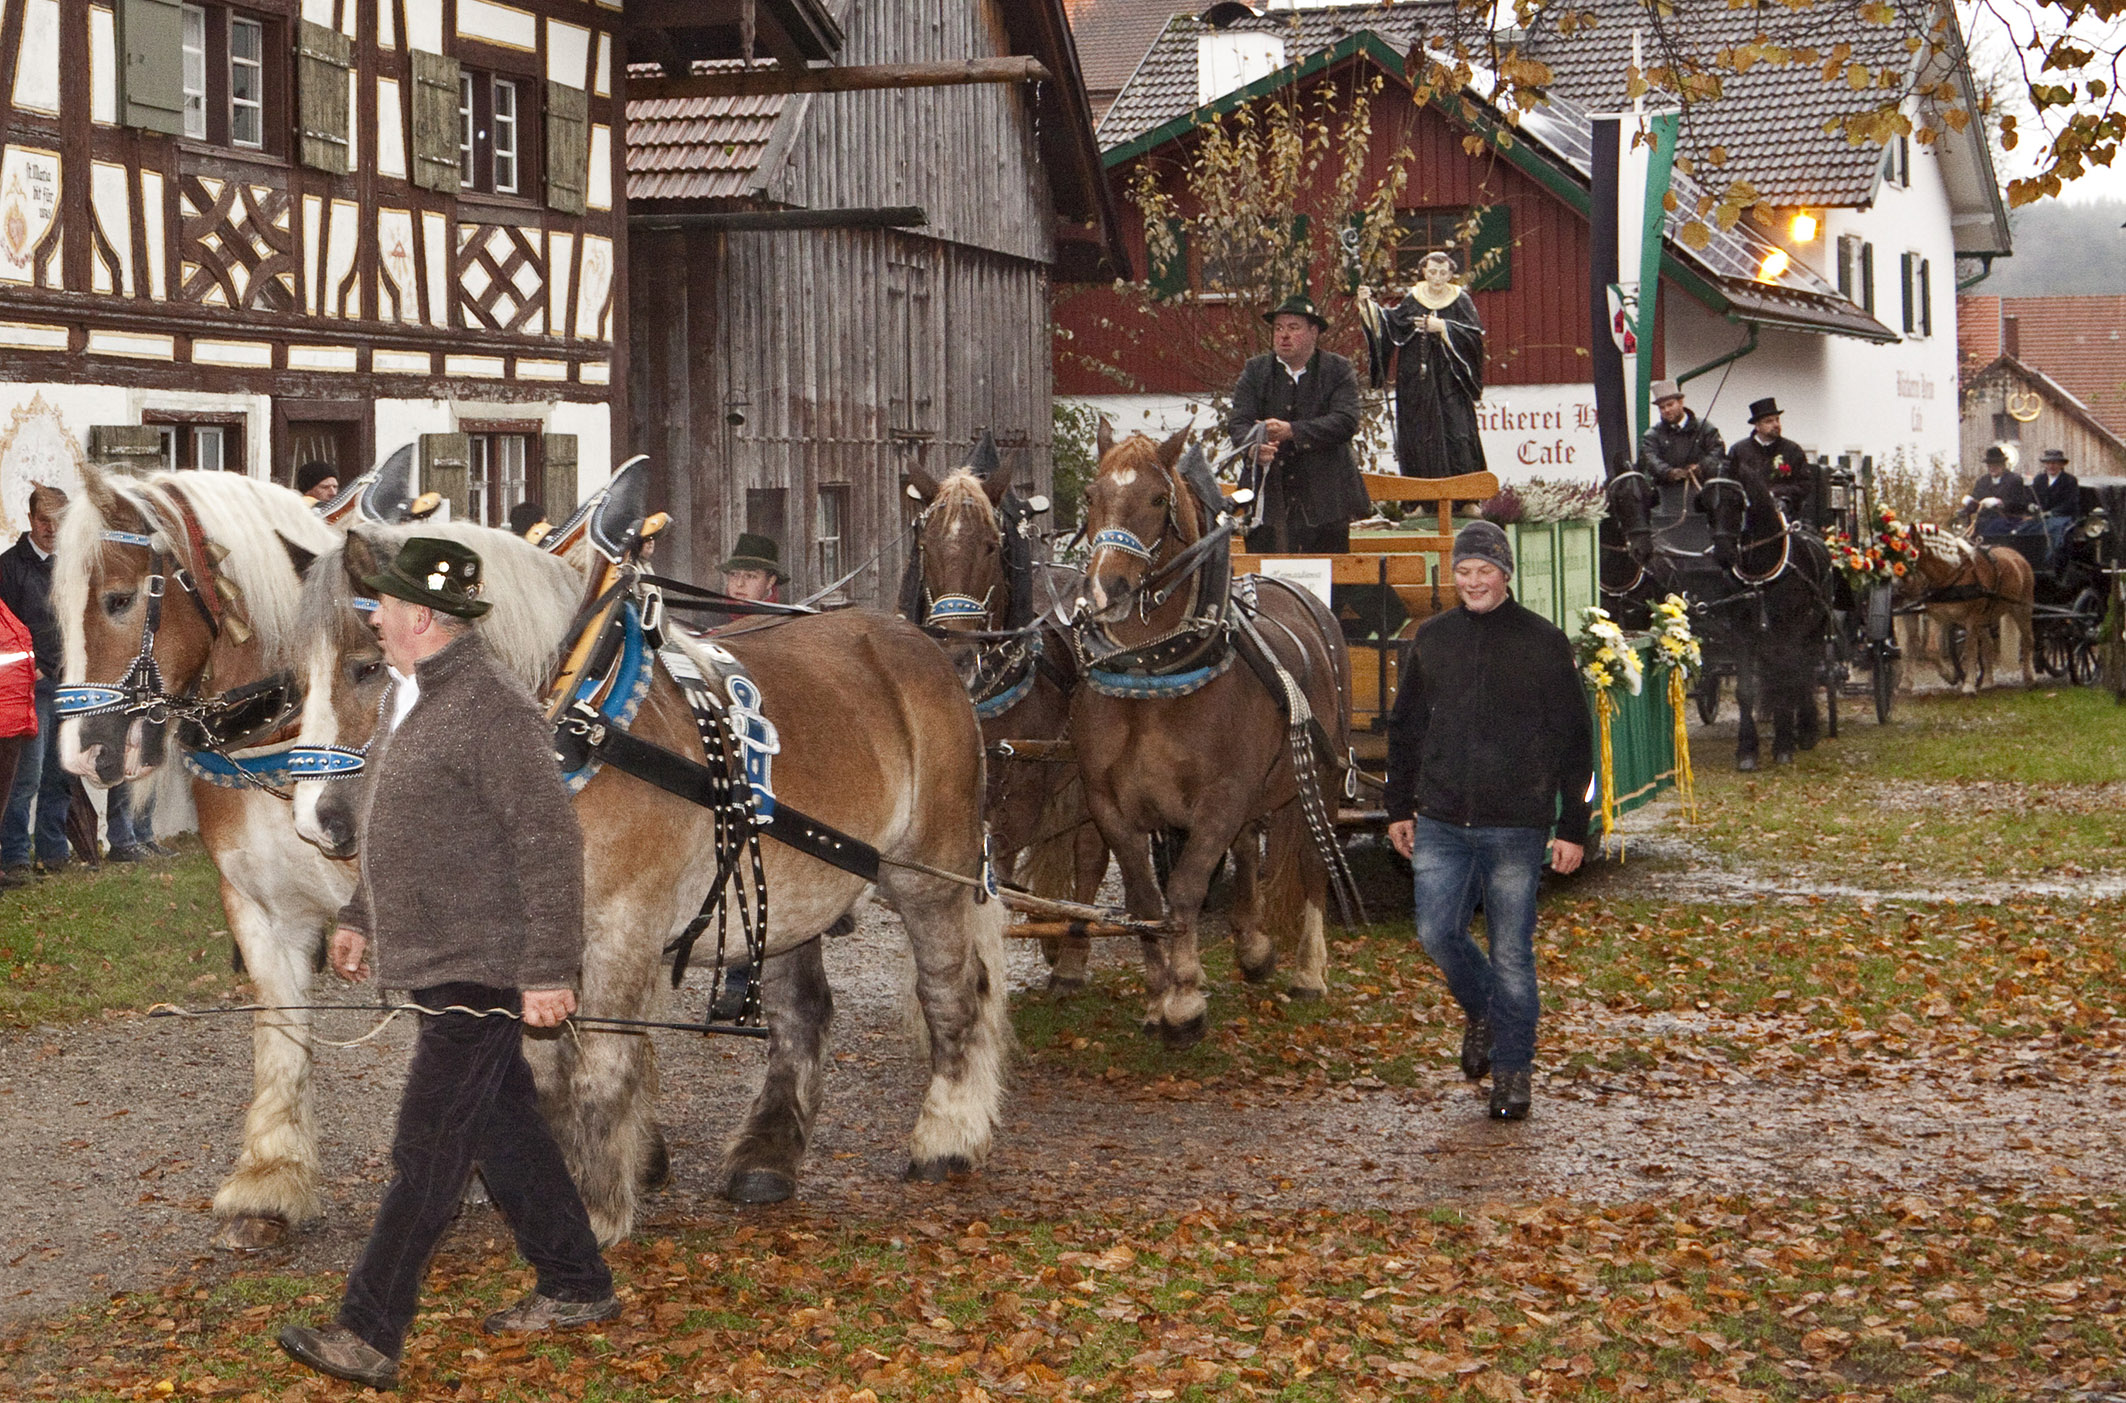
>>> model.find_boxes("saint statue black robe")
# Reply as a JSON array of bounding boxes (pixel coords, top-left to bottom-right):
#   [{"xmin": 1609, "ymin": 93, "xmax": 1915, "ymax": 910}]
[{"xmin": 1362, "ymin": 290, "xmax": 1488, "ymax": 479}]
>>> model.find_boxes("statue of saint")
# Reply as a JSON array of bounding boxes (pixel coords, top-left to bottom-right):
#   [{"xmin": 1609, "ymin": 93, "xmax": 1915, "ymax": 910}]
[{"xmin": 1358, "ymin": 251, "xmax": 1488, "ymax": 479}]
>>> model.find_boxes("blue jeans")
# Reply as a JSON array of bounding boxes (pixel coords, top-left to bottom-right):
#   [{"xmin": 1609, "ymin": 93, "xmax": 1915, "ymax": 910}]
[
  {"xmin": 1410, "ymin": 816, "xmax": 1549, "ymax": 1071},
  {"xmin": 2, "ymin": 684, "xmax": 71, "ymax": 868},
  {"xmin": 107, "ymin": 779, "xmax": 153, "ymax": 851}
]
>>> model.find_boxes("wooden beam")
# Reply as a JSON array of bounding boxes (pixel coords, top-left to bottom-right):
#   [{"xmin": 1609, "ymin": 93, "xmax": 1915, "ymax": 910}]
[
  {"xmin": 630, "ymin": 57, "xmax": 1050, "ymax": 100},
  {"xmin": 628, "ymin": 206, "xmax": 926, "ymax": 232}
]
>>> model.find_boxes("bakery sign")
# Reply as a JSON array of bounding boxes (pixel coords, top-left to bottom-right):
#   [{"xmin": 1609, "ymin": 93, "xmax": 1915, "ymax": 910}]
[{"xmin": 1474, "ymin": 384, "xmax": 1603, "ymax": 483}]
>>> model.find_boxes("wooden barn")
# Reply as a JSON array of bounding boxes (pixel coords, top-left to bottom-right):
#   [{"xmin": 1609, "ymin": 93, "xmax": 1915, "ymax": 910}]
[
  {"xmin": 1959, "ymin": 355, "xmax": 2126, "ymax": 478},
  {"xmin": 622, "ymin": 0, "xmax": 1126, "ymax": 594},
  {"xmin": 0, "ymin": 0, "xmax": 630, "ymax": 533}
]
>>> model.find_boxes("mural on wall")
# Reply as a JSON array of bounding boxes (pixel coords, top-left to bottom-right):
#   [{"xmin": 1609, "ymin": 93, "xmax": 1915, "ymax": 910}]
[
  {"xmin": 0, "ymin": 146, "xmax": 63, "ymax": 284},
  {"xmin": 0, "ymin": 395, "xmax": 89, "ymax": 542}
]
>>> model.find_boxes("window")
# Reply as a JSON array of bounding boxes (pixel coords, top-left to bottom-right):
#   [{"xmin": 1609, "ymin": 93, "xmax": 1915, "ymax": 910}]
[
  {"xmin": 465, "ymin": 431, "xmax": 533, "ymax": 526},
  {"xmin": 1992, "ymin": 412, "xmax": 2020, "ymax": 442},
  {"xmin": 1836, "ymin": 234, "xmax": 1858, "ymax": 299},
  {"xmin": 1900, "ymin": 252, "xmax": 1932, "ymax": 339},
  {"xmin": 181, "ymin": 6, "xmax": 208, "ymax": 139},
  {"xmin": 1392, "ymin": 205, "xmax": 1512, "ymax": 291},
  {"xmin": 1883, "ymin": 135, "xmax": 1910, "ymax": 189},
  {"xmin": 456, "ymin": 69, "xmax": 535, "ymax": 197},
  {"xmin": 175, "ymin": 4, "xmax": 277, "ymax": 152},
  {"xmin": 816, "ymin": 485, "xmax": 850, "ymax": 600},
  {"xmin": 148, "ymin": 418, "xmax": 245, "ymax": 472}
]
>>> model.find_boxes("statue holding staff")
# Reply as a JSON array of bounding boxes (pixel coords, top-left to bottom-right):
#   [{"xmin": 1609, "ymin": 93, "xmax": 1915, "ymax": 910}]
[{"xmin": 1358, "ymin": 251, "xmax": 1489, "ymax": 479}]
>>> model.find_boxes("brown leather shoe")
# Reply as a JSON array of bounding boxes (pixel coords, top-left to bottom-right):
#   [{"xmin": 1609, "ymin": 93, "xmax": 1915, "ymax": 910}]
[
  {"xmin": 482, "ymin": 1291, "xmax": 621, "ymax": 1334},
  {"xmin": 278, "ymin": 1324, "xmax": 398, "ymax": 1389}
]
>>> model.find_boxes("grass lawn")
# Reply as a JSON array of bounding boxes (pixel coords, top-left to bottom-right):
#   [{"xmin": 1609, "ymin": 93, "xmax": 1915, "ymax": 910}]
[{"xmin": 0, "ymin": 840, "xmax": 242, "ymax": 1029}]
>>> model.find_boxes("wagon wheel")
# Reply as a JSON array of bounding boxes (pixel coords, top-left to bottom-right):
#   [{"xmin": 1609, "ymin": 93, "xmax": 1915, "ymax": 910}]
[
  {"xmin": 1694, "ymin": 672, "xmax": 1721, "ymax": 725},
  {"xmin": 2069, "ymin": 638, "xmax": 2098, "ymax": 687},
  {"xmin": 1873, "ymin": 647, "xmax": 1896, "ymax": 723}
]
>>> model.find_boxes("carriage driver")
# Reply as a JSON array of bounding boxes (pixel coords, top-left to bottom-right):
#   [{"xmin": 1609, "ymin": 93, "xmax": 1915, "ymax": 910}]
[
  {"xmin": 1728, "ymin": 397, "xmax": 1822, "ymax": 528},
  {"xmin": 278, "ymin": 537, "xmax": 617, "ymax": 1391},
  {"xmin": 1635, "ymin": 378, "xmax": 1725, "ymax": 524},
  {"xmin": 1959, "ymin": 444, "xmax": 2037, "ymax": 537},
  {"xmin": 1386, "ymin": 522, "xmax": 1592, "ymax": 1123},
  {"xmin": 2032, "ymin": 448, "xmax": 2080, "ymax": 556}
]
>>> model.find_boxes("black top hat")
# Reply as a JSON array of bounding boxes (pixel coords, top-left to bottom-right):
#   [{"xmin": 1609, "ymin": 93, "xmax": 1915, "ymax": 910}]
[
  {"xmin": 1747, "ymin": 397, "xmax": 1781, "ymax": 423},
  {"xmin": 362, "ymin": 536, "xmax": 492, "ymax": 618},
  {"xmin": 1262, "ymin": 294, "xmax": 1328, "ymax": 331},
  {"xmin": 720, "ymin": 532, "xmax": 787, "ymax": 580},
  {"xmin": 1983, "ymin": 445, "xmax": 2009, "ymax": 466},
  {"xmin": 2040, "ymin": 447, "xmax": 2069, "ymax": 464}
]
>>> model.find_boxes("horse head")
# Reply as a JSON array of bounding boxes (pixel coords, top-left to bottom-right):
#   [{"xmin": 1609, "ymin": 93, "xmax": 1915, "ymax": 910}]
[
  {"xmin": 1605, "ymin": 468, "xmax": 1658, "ymax": 567},
  {"xmin": 1079, "ymin": 423, "xmax": 1191, "ymax": 626},
  {"xmin": 1694, "ymin": 469, "xmax": 1758, "ymax": 570},
  {"xmin": 908, "ymin": 462, "xmax": 1014, "ymax": 635}
]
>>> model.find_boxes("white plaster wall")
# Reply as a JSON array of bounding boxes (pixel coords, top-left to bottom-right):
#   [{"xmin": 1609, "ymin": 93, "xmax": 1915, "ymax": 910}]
[{"xmin": 547, "ymin": 400, "xmax": 611, "ymax": 499}]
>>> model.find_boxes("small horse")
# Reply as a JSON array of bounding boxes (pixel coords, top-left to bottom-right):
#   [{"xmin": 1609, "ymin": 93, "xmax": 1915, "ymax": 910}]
[
  {"xmin": 1908, "ymin": 529, "xmax": 2035, "ymax": 693},
  {"xmin": 1694, "ymin": 464, "xmax": 1836, "ymax": 769},
  {"xmin": 53, "ymin": 464, "xmax": 346, "ymax": 1249},
  {"xmin": 903, "ymin": 460, "xmax": 1109, "ymax": 992},
  {"xmin": 290, "ymin": 524, "xmax": 1010, "ymax": 1242},
  {"xmin": 1071, "ymin": 425, "xmax": 1353, "ymax": 1047}
]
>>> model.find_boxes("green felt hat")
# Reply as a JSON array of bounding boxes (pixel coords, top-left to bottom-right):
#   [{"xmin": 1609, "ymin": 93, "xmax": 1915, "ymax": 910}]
[
  {"xmin": 720, "ymin": 532, "xmax": 787, "ymax": 580},
  {"xmin": 362, "ymin": 536, "xmax": 492, "ymax": 618},
  {"xmin": 1262, "ymin": 294, "xmax": 1328, "ymax": 331}
]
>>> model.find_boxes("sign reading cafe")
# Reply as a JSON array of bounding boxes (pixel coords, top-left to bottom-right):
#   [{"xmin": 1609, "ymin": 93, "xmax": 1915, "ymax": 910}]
[{"xmin": 1474, "ymin": 385, "xmax": 1603, "ymax": 482}]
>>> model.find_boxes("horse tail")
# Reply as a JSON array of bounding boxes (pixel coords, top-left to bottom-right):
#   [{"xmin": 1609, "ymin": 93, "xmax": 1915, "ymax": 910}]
[
  {"xmin": 1013, "ymin": 769, "xmax": 1094, "ymax": 899},
  {"xmin": 1259, "ymin": 796, "xmax": 1331, "ymax": 995}
]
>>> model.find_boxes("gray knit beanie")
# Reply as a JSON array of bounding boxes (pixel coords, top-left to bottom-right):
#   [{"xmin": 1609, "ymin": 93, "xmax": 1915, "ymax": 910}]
[{"xmin": 1452, "ymin": 520, "xmax": 1514, "ymax": 580}]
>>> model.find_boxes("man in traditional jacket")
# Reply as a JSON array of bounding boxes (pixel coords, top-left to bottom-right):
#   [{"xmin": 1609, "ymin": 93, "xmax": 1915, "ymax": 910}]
[
  {"xmin": 1960, "ymin": 444, "xmax": 2037, "ymax": 536},
  {"xmin": 1727, "ymin": 398, "xmax": 1820, "ymax": 528},
  {"xmin": 278, "ymin": 538, "xmax": 615, "ymax": 1391},
  {"xmin": 1634, "ymin": 378, "xmax": 1725, "ymax": 523},
  {"xmin": 1358, "ymin": 251, "xmax": 1489, "ymax": 479},
  {"xmin": 2031, "ymin": 448, "xmax": 2080, "ymax": 556},
  {"xmin": 1227, "ymin": 294, "xmax": 1370, "ymax": 554}
]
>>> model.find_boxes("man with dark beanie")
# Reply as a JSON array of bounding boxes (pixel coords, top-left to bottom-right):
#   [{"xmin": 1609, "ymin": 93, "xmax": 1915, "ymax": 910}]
[
  {"xmin": 1385, "ymin": 520, "xmax": 1591, "ymax": 1121},
  {"xmin": 277, "ymin": 537, "xmax": 615, "ymax": 1390}
]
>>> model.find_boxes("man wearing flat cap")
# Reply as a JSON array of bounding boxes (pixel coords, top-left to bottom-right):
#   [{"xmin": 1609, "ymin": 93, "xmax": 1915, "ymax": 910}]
[
  {"xmin": 279, "ymin": 536, "xmax": 614, "ymax": 1391},
  {"xmin": 1385, "ymin": 521, "xmax": 1591, "ymax": 1124},
  {"xmin": 1635, "ymin": 379, "xmax": 1725, "ymax": 525},
  {"xmin": 1227, "ymin": 294, "xmax": 1370, "ymax": 554},
  {"xmin": 1727, "ymin": 398, "xmax": 1820, "ymax": 528}
]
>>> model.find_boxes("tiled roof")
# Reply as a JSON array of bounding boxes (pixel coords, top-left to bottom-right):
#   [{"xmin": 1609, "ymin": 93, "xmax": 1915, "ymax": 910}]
[
  {"xmin": 1099, "ymin": 3, "xmax": 1922, "ymax": 207},
  {"xmin": 1063, "ymin": 0, "xmax": 1203, "ymax": 118},
  {"xmin": 1958, "ymin": 295, "xmax": 2126, "ymax": 439},
  {"xmin": 626, "ymin": 77, "xmax": 789, "ymax": 204}
]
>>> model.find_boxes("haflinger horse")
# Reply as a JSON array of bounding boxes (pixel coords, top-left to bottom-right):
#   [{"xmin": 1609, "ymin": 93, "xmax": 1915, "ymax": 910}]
[
  {"xmin": 1070, "ymin": 424, "xmax": 1354, "ymax": 1048},
  {"xmin": 288, "ymin": 522, "xmax": 1009, "ymax": 1244},
  {"xmin": 53, "ymin": 464, "xmax": 346, "ymax": 1249},
  {"xmin": 902, "ymin": 449, "xmax": 1108, "ymax": 992},
  {"xmin": 1906, "ymin": 527, "xmax": 2036, "ymax": 694},
  {"xmin": 1693, "ymin": 462, "xmax": 1836, "ymax": 769}
]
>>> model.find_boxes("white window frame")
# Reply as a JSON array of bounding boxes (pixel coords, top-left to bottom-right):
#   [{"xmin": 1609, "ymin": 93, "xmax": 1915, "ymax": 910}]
[
  {"xmin": 491, "ymin": 77, "xmax": 519, "ymax": 194},
  {"xmin": 180, "ymin": 5, "xmax": 208, "ymax": 139},
  {"xmin": 194, "ymin": 425, "xmax": 226, "ymax": 472},
  {"xmin": 458, "ymin": 72, "xmax": 476, "ymax": 187},
  {"xmin": 228, "ymin": 14, "xmax": 263, "ymax": 149},
  {"xmin": 816, "ymin": 485, "xmax": 849, "ymax": 602}
]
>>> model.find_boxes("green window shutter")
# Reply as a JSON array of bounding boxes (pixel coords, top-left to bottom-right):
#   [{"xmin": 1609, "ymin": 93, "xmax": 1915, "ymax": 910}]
[
  {"xmin": 409, "ymin": 49, "xmax": 462, "ymax": 194},
  {"xmin": 1899, "ymin": 251, "xmax": 1915, "ymax": 334},
  {"xmin": 540, "ymin": 434, "xmax": 579, "ymax": 517},
  {"xmin": 1468, "ymin": 204, "xmax": 1512, "ymax": 291},
  {"xmin": 1147, "ymin": 218, "xmax": 1188, "ymax": 299},
  {"xmin": 545, "ymin": 82, "xmax": 589, "ymax": 214},
  {"xmin": 419, "ymin": 433, "xmax": 472, "ymax": 520},
  {"xmin": 117, "ymin": 0, "xmax": 184, "ymax": 135},
  {"xmin": 89, "ymin": 424, "xmax": 166, "ymax": 472},
  {"xmin": 295, "ymin": 20, "xmax": 354, "ymax": 174}
]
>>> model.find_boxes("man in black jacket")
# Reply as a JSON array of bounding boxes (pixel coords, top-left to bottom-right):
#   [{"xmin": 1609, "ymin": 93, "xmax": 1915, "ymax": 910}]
[
  {"xmin": 1, "ymin": 485, "xmax": 72, "ymax": 876},
  {"xmin": 1227, "ymin": 295, "xmax": 1371, "ymax": 554},
  {"xmin": 1385, "ymin": 522, "xmax": 1590, "ymax": 1121},
  {"xmin": 1727, "ymin": 398, "xmax": 1820, "ymax": 528},
  {"xmin": 2031, "ymin": 448, "xmax": 2080, "ymax": 556},
  {"xmin": 1635, "ymin": 378, "xmax": 1725, "ymax": 525},
  {"xmin": 1959, "ymin": 444, "xmax": 2037, "ymax": 536}
]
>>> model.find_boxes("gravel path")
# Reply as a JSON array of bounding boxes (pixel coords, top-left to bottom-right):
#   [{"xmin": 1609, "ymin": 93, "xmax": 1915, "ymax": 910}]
[{"xmin": 5, "ymin": 878, "xmax": 2122, "ymax": 1332}]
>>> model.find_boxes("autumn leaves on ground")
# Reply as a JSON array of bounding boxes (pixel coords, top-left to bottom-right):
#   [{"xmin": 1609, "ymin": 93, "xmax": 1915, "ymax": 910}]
[{"xmin": 5, "ymin": 688, "xmax": 2124, "ymax": 1401}]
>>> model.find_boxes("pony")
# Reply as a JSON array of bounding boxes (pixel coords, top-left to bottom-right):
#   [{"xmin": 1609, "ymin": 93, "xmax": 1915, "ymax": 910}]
[
  {"xmin": 1070, "ymin": 425, "xmax": 1353, "ymax": 1047},
  {"xmin": 1693, "ymin": 463, "xmax": 1836, "ymax": 769},
  {"xmin": 1908, "ymin": 528, "xmax": 2035, "ymax": 693},
  {"xmin": 53, "ymin": 465, "xmax": 344, "ymax": 1250},
  {"xmin": 289, "ymin": 523, "xmax": 1010, "ymax": 1243},
  {"xmin": 902, "ymin": 459, "xmax": 1108, "ymax": 992}
]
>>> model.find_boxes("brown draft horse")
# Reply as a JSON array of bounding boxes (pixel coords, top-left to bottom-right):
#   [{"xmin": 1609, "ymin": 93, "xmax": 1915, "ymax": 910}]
[
  {"xmin": 1906, "ymin": 529, "xmax": 2035, "ymax": 693},
  {"xmin": 1072, "ymin": 425, "xmax": 1353, "ymax": 1048},
  {"xmin": 289, "ymin": 523, "xmax": 1010, "ymax": 1243},
  {"xmin": 904, "ymin": 461, "xmax": 1110, "ymax": 992}
]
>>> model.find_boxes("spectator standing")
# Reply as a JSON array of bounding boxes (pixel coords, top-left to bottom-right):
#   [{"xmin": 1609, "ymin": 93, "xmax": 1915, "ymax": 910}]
[{"xmin": 2, "ymin": 485, "xmax": 72, "ymax": 876}]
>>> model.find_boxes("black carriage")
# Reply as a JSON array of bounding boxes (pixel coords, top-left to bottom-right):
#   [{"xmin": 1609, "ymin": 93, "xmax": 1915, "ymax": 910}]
[
  {"xmin": 1972, "ymin": 477, "xmax": 2121, "ymax": 686},
  {"xmin": 1820, "ymin": 459, "xmax": 1900, "ymax": 726}
]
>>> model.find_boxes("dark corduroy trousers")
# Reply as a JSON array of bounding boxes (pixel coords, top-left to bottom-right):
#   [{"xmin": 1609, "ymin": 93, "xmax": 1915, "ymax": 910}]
[{"xmin": 337, "ymin": 982, "xmax": 612, "ymax": 1358}]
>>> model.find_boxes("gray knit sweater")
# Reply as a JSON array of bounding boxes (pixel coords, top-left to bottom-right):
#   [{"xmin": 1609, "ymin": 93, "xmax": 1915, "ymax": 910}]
[{"xmin": 335, "ymin": 631, "xmax": 585, "ymax": 991}]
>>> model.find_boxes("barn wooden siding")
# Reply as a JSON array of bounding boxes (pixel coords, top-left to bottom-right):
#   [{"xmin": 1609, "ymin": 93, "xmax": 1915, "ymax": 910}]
[
  {"xmin": 1960, "ymin": 363, "xmax": 2126, "ymax": 476},
  {"xmin": 629, "ymin": 226, "xmax": 1053, "ymax": 598},
  {"xmin": 1057, "ymin": 59, "xmax": 1623, "ymax": 397}
]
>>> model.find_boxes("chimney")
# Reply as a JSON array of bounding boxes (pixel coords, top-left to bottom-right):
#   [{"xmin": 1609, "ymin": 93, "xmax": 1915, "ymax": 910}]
[{"xmin": 2003, "ymin": 313, "xmax": 2020, "ymax": 360}]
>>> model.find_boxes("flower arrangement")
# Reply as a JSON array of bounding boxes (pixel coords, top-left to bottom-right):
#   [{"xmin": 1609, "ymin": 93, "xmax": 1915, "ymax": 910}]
[
  {"xmin": 1823, "ymin": 504, "xmax": 1923, "ymax": 591},
  {"xmin": 1648, "ymin": 594, "xmax": 1701, "ymax": 677},
  {"xmin": 1574, "ymin": 606, "xmax": 1643, "ymax": 697},
  {"xmin": 1477, "ymin": 478, "xmax": 1606, "ymax": 526},
  {"xmin": 1476, "ymin": 485, "xmax": 1525, "ymax": 524}
]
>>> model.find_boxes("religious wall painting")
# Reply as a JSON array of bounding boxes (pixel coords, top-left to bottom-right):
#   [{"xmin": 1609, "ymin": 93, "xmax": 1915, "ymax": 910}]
[
  {"xmin": 0, "ymin": 146, "xmax": 63, "ymax": 286},
  {"xmin": 0, "ymin": 395, "xmax": 89, "ymax": 543},
  {"xmin": 378, "ymin": 208, "xmax": 419, "ymax": 322}
]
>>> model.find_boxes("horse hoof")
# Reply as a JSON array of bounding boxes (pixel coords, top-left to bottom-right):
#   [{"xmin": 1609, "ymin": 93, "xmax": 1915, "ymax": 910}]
[
  {"xmin": 724, "ymin": 1169, "xmax": 796, "ymax": 1205},
  {"xmin": 1736, "ymin": 755, "xmax": 1759, "ymax": 773},
  {"xmin": 904, "ymin": 1155, "xmax": 974, "ymax": 1185},
  {"xmin": 1238, "ymin": 959, "xmax": 1277, "ymax": 985},
  {"xmin": 640, "ymin": 1133, "xmax": 673, "ymax": 1195},
  {"xmin": 213, "ymin": 1215, "xmax": 289, "ymax": 1253},
  {"xmin": 1799, "ymin": 736, "xmax": 1819, "ymax": 751},
  {"xmin": 1774, "ymin": 750, "xmax": 1795, "ymax": 766},
  {"xmin": 1140, "ymin": 1018, "xmax": 1163, "ymax": 1041},
  {"xmin": 1283, "ymin": 985, "xmax": 1324, "ymax": 1003},
  {"xmin": 1045, "ymin": 974, "xmax": 1087, "ymax": 997},
  {"xmin": 1160, "ymin": 1014, "xmax": 1209, "ymax": 1051}
]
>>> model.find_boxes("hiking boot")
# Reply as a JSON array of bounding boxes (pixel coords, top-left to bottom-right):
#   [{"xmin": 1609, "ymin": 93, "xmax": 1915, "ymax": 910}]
[
  {"xmin": 142, "ymin": 840, "xmax": 178, "ymax": 858},
  {"xmin": 1459, "ymin": 1012, "xmax": 1492, "ymax": 1081},
  {"xmin": 277, "ymin": 1324, "xmax": 398, "ymax": 1390},
  {"xmin": 107, "ymin": 844, "xmax": 149, "ymax": 863},
  {"xmin": 0, "ymin": 867, "xmax": 24, "ymax": 890},
  {"xmin": 1488, "ymin": 1067, "xmax": 1532, "ymax": 1121},
  {"xmin": 481, "ymin": 1292, "xmax": 621, "ymax": 1335}
]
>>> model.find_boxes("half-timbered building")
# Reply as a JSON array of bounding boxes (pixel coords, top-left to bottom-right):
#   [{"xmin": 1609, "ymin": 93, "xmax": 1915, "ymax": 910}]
[
  {"xmin": 0, "ymin": 0, "xmax": 628, "ymax": 537},
  {"xmin": 622, "ymin": 0, "xmax": 1125, "ymax": 593}
]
